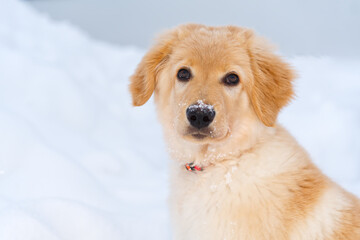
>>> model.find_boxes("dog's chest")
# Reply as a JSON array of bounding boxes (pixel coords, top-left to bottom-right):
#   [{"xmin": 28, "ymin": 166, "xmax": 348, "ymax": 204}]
[{"xmin": 169, "ymin": 165, "xmax": 287, "ymax": 240}]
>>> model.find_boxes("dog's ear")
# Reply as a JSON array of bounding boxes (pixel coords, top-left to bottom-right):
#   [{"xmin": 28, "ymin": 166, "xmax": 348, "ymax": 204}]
[
  {"xmin": 129, "ymin": 30, "xmax": 177, "ymax": 106},
  {"xmin": 246, "ymin": 33, "xmax": 295, "ymax": 127}
]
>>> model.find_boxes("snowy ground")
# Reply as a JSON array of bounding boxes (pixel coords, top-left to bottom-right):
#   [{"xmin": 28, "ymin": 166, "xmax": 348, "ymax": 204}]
[{"xmin": 0, "ymin": 0, "xmax": 359, "ymax": 239}]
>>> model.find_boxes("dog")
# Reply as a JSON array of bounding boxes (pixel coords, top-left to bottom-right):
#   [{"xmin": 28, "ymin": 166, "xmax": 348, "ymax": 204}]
[{"xmin": 129, "ymin": 24, "xmax": 360, "ymax": 239}]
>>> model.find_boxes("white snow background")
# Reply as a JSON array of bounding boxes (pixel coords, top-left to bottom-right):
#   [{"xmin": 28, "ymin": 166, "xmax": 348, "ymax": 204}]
[{"xmin": 0, "ymin": 0, "xmax": 359, "ymax": 239}]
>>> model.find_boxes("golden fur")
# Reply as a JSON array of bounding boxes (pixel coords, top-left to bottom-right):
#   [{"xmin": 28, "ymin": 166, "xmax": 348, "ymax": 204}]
[{"xmin": 129, "ymin": 24, "xmax": 360, "ymax": 239}]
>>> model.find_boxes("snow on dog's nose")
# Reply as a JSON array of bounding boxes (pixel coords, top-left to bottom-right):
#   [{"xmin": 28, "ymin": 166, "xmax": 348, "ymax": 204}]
[{"xmin": 186, "ymin": 100, "xmax": 216, "ymax": 129}]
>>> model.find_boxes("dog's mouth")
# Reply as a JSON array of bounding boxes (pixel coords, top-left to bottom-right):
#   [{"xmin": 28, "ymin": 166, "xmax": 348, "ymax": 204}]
[
  {"xmin": 191, "ymin": 133, "xmax": 208, "ymax": 139},
  {"xmin": 186, "ymin": 126, "xmax": 211, "ymax": 139},
  {"xmin": 183, "ymin": 126, "xmax": 229, "ymax": 142}
]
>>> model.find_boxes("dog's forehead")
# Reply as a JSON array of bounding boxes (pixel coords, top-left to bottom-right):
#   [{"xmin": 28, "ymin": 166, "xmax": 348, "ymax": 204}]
[{"xmin": 171, "ymin": 29, "xmax": 249, "ymax": 69}]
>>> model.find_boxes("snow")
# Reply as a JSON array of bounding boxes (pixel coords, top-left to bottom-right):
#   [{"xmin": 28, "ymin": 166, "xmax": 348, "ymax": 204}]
[
  {"xmin": 224, "ymin": 172, "xmax": 232, "ymax": 185},
  {"xmin": 0, "ymin": 0, "xmax": 359, "ymax": 239},
  {"xmin": 0, "ymin": 0, "xmax": 169, "ymax": 239},
  {"xmin": 188, "ymin": 100, "xmax": 215, "ymax": 111}
]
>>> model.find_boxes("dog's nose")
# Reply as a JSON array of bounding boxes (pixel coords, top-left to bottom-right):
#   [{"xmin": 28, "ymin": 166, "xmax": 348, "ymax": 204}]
[{"xmin": 186, "ymin": 103, "xmax": 216, "ymax": 129}]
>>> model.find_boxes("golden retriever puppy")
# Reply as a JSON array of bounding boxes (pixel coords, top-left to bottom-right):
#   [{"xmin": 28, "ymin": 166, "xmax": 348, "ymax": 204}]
[{"xmin": 129, "ymin": 24, "xmax": 360, "ymax": 239}]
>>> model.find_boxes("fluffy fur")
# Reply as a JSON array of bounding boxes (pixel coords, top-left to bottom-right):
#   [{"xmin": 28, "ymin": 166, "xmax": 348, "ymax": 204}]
[{"xmin": 129, "ymin": 24, "xmax": 360, "ymax": 239}]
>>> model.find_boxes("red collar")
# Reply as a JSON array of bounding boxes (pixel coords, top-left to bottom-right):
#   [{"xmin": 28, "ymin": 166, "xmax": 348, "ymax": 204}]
[{"xmin": 185, "ymin": 162, "xmax": 203, "ymax": 172}]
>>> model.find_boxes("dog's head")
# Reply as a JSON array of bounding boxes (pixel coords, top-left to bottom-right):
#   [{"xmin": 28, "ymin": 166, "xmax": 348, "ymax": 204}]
[{"xmin": 130, "ymin": 24, "xmax": 294, "ymax": 146}]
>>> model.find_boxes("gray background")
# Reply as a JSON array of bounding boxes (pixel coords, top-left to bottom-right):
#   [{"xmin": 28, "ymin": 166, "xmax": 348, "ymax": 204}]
[{"xmin": 27, "ymin": 0, "xmax": 360, "ymax": 57}]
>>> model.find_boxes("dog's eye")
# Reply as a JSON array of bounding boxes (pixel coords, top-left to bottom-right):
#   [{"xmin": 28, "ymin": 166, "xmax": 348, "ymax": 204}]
[
  {"xmin": 223, "ymin": 73, "xmax": 240, "ymax": 86},
  {"xmin": 177, "ymin": 69, "xmax": 191, "ymax": 82}
]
